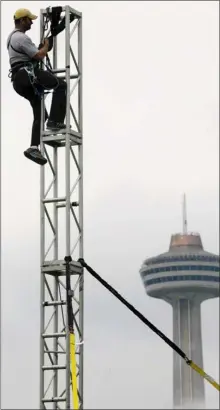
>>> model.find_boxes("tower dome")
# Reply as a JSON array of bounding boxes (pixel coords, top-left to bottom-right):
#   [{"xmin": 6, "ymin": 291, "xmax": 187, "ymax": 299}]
[{"xmin": 140, "ymin": 232, "xmax": 219, "ymax": 302}]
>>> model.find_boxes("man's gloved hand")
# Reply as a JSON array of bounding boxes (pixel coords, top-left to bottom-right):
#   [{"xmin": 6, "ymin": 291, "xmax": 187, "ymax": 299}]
[{"xmin": 38, "ymin": 36, "xmax": 53, "ymax": 52}]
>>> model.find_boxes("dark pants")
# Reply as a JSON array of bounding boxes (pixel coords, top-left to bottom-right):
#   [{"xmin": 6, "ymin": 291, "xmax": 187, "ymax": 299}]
[{"xmin": 13, "ymin": 68, "xmax": 67, "ymax": 146}]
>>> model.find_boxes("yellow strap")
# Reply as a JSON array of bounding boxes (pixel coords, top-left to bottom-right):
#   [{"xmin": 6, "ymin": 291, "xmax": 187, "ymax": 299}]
[
  {"xmin": 70, "ymin": 332, "xmax": 79, "ymax": 409},
  {"xmin": 189, "ymin": 361, "xmax": 220, "ymax": 391}
]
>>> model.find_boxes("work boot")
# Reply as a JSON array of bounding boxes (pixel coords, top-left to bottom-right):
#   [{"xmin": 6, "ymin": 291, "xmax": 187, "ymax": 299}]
[
  {"xmin": 46, "ymin": 120, "xmax": 66, "ymax": 131},
  {"xmin": 46, "ymin": 120, "xmax": 72, "ymax": 131},
  {"xmin": 24, "ymin": 147, "xmax": 47, "ymax": 166}
]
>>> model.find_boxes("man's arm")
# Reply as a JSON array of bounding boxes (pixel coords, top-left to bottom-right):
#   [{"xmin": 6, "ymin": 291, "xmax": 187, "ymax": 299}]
[{"xmin": 17, "ymin": 34, "xmax": 49, "ymax": 60}]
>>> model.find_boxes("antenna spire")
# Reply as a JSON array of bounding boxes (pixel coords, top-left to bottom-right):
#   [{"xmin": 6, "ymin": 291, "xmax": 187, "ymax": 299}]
[{"xmin": 182, "ymin": 193, "xmax": 188, "ymax": 234}]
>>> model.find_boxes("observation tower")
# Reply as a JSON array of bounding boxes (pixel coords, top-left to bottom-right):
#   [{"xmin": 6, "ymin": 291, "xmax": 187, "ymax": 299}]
[{"xmin": 139, "ymin": 196, "xmax": 220, "ymax": 409}]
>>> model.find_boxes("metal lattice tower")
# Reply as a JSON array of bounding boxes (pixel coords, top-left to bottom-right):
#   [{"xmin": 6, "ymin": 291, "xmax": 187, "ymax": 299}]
[{"xmin": 39, "ymin": 6, "xmax": 83, "ymax": 409}]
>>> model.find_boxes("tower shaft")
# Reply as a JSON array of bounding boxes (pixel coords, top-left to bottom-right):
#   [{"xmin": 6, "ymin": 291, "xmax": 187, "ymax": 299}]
[
  {"xmin": 172, "ymin": 298, "xmax": 205, "ymax": 409},
  {"xmin": 39, "ymin": 6, "xmax": 83, "ymax": 409}
]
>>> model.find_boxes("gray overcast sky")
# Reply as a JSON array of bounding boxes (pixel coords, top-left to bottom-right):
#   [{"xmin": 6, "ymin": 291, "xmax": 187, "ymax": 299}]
[{"xmin": 1, "ymin": 1, "xmax": 219, "ymax": 409}]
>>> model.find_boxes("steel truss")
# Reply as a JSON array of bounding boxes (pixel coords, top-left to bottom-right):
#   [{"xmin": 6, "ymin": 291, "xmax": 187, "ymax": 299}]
[{"xmin": 39, "ymin": 5, "xmax": 83, "ymax": 409}]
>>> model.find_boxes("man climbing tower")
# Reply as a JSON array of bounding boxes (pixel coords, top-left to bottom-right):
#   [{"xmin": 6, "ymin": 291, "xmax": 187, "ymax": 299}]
[{"xmin": 7, "ymin": 8, "xmax": 67, "ymax": 166}]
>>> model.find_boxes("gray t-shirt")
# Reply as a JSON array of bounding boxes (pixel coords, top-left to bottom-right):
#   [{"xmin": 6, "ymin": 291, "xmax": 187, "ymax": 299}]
[{"xmin": 7, "ymin": 29, "xmax": 39, "ymax": 65}]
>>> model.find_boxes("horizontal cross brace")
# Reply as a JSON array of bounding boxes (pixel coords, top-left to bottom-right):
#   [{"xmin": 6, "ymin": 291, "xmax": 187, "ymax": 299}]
[
  {"xmin": 43, "ymin": 301, "xmax": 66, "ymax": 306},
  {"xmin": 42, "ymin": 260, "xmax": 82, "ymax": 276},
  {"xmin": 43, "ymin": 365, "xmax": 66, "ymax": 371},
  {"xmin": 42, "ymin": 333, "xmax": 66, "ymax": 339},
  {"xmin": 42, "ymin": 135, "xmax": 81, "ymax": 148},
  {"xmin": 42, "ymin": 397, "xmax": 66, "ymax": 403},
  {"xmin": 51, "ymin": 68, "xmax": 78, "ymax": 78},
  {"xmin": 56, "ymin": 201, "xmax": 79, "ymax": 208},
  {"xmin": 43, "ymin": 197, "xmax": 66, "ymax": 204},
  {"xmin": 42, "ymin": 129, "xmax": 81, "ymax": 138},
  {"xmin": 44, "ymin": 350, "xmax": 66, "ymax": 354}
]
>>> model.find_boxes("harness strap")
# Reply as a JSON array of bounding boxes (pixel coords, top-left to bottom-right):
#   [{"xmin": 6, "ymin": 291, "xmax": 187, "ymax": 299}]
[{"xmin": 7, "ymin": 30, "xmax": 26, "ymax": 56}]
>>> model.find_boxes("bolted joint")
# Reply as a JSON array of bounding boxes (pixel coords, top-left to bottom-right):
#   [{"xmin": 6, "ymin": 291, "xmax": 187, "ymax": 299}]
[
  {"xmin": 68, "ymin": 289, "xmax": 74, "ymax": 297},
  {"xmin": 64, "ymin": 255, "xmax": 72, "ymax": 263}
]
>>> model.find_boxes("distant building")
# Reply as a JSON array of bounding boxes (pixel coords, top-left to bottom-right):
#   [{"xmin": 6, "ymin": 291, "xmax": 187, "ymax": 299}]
[{"xmin": 140, "ymin": 226, "xmax": 219, "ymax": 408}]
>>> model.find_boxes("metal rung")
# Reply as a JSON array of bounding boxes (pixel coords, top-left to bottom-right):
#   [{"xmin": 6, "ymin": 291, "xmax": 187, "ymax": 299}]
[
  {"xmin": 52, "ymin": 68, "xmax": 65, "ymax": 74},
  {"xmin": 43, "ymin": 260, "xmax": 82, "ymax": 268},
  {"xmin": 43, "ymin": 259, "xmax": 65, "ymax": 266},
  {"xmin": 56, "ymin": 202, "xmax": 79, "ymax": 209},
  {"xmin": 42, "ymin": 261, "xmax": 83, "ymax": 276},
  {"xmin": 42, "ymin": 129, "xmax": 71, "ymax": 136},
  {"xmin": 42, "ymin": 397, "xmax": 66, "ymax": 403},
  {"xmin": 43, "ymin": 365, "xmax": 66, "ymax": 371},
  {"xmin": 58, "ymin": 74, "xmax": 79, "ymax": 80},
  {"xmin": 42, "ymin": 333, "xmax": 66, "ymax": 339},
  {"xmin": 44, "ymin": 350, "xmax": 66, "ymax": 354},
  {"xmin": 42, "ymin": 129, "xmax": 81, "ymax": 138},
  {"xmin": 42, "ymin": 135, "xmax": 82, "ymax": 148},
  {"xmin": 43, "ymin": 301, "xmax": 66, "ymax": 306},
  {"xmin": 43, "ymin": 139, "xmax": 81, "ymax": 148},
  {"xmin": 42, "ymin": 197, "xmax": 66, "ymax": 204},
  {"xmin": 51, "ymin": 68, "xmax": 78, "ymax": 76}
]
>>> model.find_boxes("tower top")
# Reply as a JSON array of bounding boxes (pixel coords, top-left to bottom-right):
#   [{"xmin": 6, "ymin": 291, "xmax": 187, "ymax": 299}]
[
  {"xmin": 169, "ymin": 232, "xmax": 203, "ymax": 250},
  {"xmin": 182, "ymin": 193, "xmax": 188, "ymax": 234},
  {"xmin": 168, "ymin": 194, "xmax": 204, "ymax": 250},
  {"xmin": 165, "ymin": 194, "xmax": 203, "ymax": 250}
]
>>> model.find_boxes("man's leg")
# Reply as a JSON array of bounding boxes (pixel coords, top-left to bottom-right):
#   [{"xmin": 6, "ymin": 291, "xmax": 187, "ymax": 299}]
[
  {"xmin": 36, "ymin": 69, "xmax": 67, "ymax": 129},
  {"xmin": 30, "ymin": 95, "xmax": 48, "ymax": 146},
  {"xmin": 23, "ymin": 94, "xmax": 47, "ymax": 165},
  {"xmin": 48, "ymin": 78, "xmax": 67, "ymax": 125},
  {"xmin": 13, "ymin": 70, "xmax": 47, "ymax": 165}
]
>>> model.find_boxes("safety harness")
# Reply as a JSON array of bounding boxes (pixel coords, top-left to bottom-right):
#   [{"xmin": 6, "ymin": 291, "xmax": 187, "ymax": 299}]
[{"xmin": 7, "ymin": 30, "xmax": 44, "ymax": 97}]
